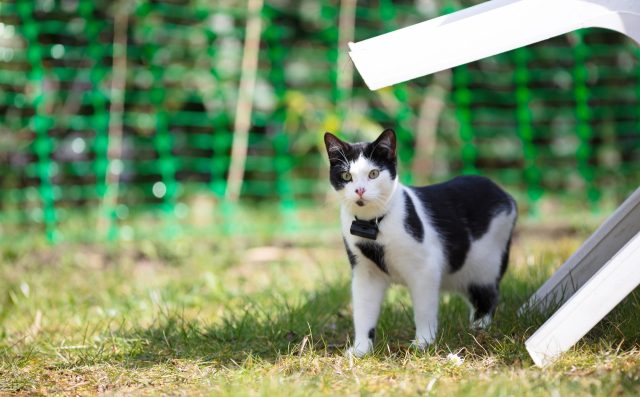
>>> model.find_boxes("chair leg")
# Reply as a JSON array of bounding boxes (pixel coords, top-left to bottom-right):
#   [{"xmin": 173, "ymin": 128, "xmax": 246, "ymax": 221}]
[{"xmin": 525, "ymin": 231, "xmax": 640, "ymax": 367}]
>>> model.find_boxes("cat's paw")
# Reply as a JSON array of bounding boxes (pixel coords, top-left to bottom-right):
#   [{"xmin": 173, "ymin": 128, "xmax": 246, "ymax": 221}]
[
  {"xmin": 346, "ymin": 342, "xmax": 372, "ymax": 358},
  {"xmin": 471, "ymin": 314, "xmax": 492, "ymax": 330},
  {"xmin": 411, "ymin": 330, "xmax": 435, "ymax": 352},
  {"xmin": 410, "ymin": 339, "xmax": 430, "ymax": 352}
]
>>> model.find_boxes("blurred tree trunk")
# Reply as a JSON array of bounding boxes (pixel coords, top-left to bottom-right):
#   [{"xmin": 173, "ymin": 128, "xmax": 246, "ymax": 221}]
[
  {"xmin": 337, "ymin": 0, "xmax": 357, "ymax": 134},
  {"xmin": 226, "ymin": 0, "xmax": 264, "ymax": 202},
  {"xmin": 98, "ymin": 3, "xmax": 129, "ymax": 237},
  {"xmin": 412, "ymin": 70, "xmax": 451, "ymax": 184}
]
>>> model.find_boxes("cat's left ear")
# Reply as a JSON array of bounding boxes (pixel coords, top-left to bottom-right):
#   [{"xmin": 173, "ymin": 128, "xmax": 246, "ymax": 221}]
[{"xmin": 373, "ymin": 128, "xmax": 397, "ymax": 159}]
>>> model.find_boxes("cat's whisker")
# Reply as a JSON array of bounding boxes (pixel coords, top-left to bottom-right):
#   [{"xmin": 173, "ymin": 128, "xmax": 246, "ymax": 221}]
[{"xmin": 335, "ymin": 146, "xmax": 350, "ymax": 168}]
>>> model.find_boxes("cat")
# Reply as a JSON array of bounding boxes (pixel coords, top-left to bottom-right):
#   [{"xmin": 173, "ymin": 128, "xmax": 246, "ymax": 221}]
[{"xmin": 324, "ymin": 128, "xmax": 517, "ymax": 357}]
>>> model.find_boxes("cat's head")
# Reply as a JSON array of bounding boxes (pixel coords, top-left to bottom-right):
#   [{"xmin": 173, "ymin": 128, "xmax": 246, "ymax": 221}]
[{"xmin": 324, "ymin": 129, "xmax": 398, "ymax": 217}]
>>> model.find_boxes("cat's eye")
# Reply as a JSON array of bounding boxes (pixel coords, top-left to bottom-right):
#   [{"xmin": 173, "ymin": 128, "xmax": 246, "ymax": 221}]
[
  {"xmin": 340, "ymin": 172, "xmax": 352, "ymax": 181},
  {"xmin": 369, "ymin": 169, "xmax": 380, "ymax": 179}
]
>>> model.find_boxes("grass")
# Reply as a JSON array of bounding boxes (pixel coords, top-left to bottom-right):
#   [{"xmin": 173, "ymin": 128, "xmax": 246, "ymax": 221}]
[{"xmin": 1, "ymin": 208, "xmax": 639, "ymax": 396}]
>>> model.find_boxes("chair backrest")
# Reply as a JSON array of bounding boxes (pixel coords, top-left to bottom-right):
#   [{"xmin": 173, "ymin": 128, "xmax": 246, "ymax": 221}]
[{"xmin": 348, "ymin": 0, "xmax": 640, "ymax": 90}]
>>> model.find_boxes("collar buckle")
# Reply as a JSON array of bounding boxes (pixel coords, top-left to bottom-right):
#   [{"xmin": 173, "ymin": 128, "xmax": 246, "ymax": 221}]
[{"xmin": 350, "ymin": 216, "xmax": 384, "ymax": 240}]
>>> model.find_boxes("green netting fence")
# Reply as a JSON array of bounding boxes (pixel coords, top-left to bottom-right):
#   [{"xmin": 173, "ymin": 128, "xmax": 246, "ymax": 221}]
[{"xmin": 0, "ymin": 0, "xmax": 639, "ymax": 242}]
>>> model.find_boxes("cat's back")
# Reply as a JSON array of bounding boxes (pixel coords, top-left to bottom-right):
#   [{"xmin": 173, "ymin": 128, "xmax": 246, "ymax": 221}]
[
  {"xmin": 409, "ymin": 175, "xmax": 517, "ymax": 273},
  {"xmin": 411, "ymin": 175, "xmax": 515, "ymax": 230}
]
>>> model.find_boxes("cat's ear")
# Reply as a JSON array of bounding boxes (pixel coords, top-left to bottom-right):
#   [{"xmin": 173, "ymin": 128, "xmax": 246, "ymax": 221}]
[
  {"xmin": 324, "ymin": 132, "xmax": 349, "ymax": 161},
  {"xmin": 373, "ymin": 128, "xmax": 397, "ymax": 159}
]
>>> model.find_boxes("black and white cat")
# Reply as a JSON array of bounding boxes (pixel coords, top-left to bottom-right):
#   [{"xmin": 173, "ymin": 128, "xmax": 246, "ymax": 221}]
[{"xmin": 324, "ymin": 128, "xmax": 517, "ymax": 357}]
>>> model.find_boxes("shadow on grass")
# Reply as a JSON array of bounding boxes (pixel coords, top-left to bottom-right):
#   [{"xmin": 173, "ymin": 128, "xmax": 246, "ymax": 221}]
[
  {"xmin": 110, "ymin": 272, "xmax": 640, "ymax": 368},
  {"xmin": 113, "ymin": 274, "xmax": 541, "ymax": 367},
  {"xmin": 116, "ymin": 281, "xmax": 353, "ymax": 366}
]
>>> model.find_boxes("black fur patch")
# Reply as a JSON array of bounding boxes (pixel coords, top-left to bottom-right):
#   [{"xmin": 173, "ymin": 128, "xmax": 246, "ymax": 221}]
[
  {"xmin": 468, "ymin": 283, "xmax": 499, "ymax": 320},
  {"xmin": 343, "ymin": 238, "xmax": 358, "ymax": 268},
  {"xmin": 368, "ymin": 328, "xmax": 376, "ymax": 341},
  {"xmin": 411, "ymin": 175, "xmax": 515, "ymax": 273},
  {"xmin": 355, "ymin": 241, "xmax": 388, "ymax": 274},
  {"xmin": 326, "ymin": 141, "xmax": 364, "ymax": 191},
  {"xmin": 500, "ymin": 235, "xmax": 512, "ymax": 279},
  {"xmin": 403, "ymin": 191, "xmax": 424, "ymax": 242},
  {"xmin": 362, "ymin": 137, "xmax": 397, "ymax": 179}
]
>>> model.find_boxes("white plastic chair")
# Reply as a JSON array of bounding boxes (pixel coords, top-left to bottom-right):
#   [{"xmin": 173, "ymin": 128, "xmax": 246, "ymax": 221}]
[{"xmin": 348, "ymin": 0, "xmax": 640, "ymax": 367}]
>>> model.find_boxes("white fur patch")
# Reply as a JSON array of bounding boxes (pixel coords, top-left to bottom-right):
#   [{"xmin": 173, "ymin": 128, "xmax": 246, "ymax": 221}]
[{"xmin": 336, "ymin": 155, "xmax": 398, "ymax": 220}]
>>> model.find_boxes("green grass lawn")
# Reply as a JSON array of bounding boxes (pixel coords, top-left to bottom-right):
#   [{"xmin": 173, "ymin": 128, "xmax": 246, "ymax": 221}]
[{"xmin": 1, "ymin": 210, "xmax": 639, "ymax": 395}]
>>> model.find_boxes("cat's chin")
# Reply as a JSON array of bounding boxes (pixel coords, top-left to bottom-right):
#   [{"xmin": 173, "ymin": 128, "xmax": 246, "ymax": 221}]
[{"xmin": 344, "ymin": 201, "xmax": 386, "ymax": 220}]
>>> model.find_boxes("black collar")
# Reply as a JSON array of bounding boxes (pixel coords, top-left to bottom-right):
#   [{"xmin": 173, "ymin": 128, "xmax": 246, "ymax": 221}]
[{"xmin": 350, "ymin": 215, "xmax": 385, "ymax": 240}]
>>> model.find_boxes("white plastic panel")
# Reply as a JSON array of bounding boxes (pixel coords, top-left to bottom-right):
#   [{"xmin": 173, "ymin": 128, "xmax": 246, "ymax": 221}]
[
  {"xmin": 348, "ymin": 0, "xmax": 640, "ymax": 90},
  {"xmin": 525, "ymin": 231, "xmax": 640, "ymax": 367}
]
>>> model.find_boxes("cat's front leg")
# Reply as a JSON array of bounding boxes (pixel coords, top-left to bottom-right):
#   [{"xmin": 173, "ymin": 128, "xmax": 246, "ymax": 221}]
[
  {"xmin": 407, "ymin": 273, "xmax": 440, "ymax": 350},
  {"xmin": 348, "ymin": 263, "xmax": 389, "ymax": 357}
]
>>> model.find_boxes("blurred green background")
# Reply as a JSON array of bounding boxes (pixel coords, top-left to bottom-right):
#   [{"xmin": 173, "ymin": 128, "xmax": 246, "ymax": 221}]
[{"xmin": 0, "ymin": 0, "xmax": 639, "ymax": 243}]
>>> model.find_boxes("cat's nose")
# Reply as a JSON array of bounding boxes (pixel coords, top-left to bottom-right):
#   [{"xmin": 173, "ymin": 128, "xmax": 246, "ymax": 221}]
[{"xmin": 355, "ymin": 187, "xmax": 366, "ymax": 197}]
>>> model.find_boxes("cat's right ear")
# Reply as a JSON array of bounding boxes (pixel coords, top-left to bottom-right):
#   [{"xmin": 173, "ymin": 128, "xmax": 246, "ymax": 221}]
[
  {"xmin": 372, "ymin": 128, "xmax": 397, "ymax": 160},
  {"xmin": 324, "ymin": 132, "xmax": 348, "ymax": 161}
]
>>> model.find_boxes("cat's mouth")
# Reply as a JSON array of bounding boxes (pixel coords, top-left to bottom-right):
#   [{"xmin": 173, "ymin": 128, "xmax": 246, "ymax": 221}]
[{"xmin": 356, "ymin": 199, "xmax": 365, "ymax": 207}]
